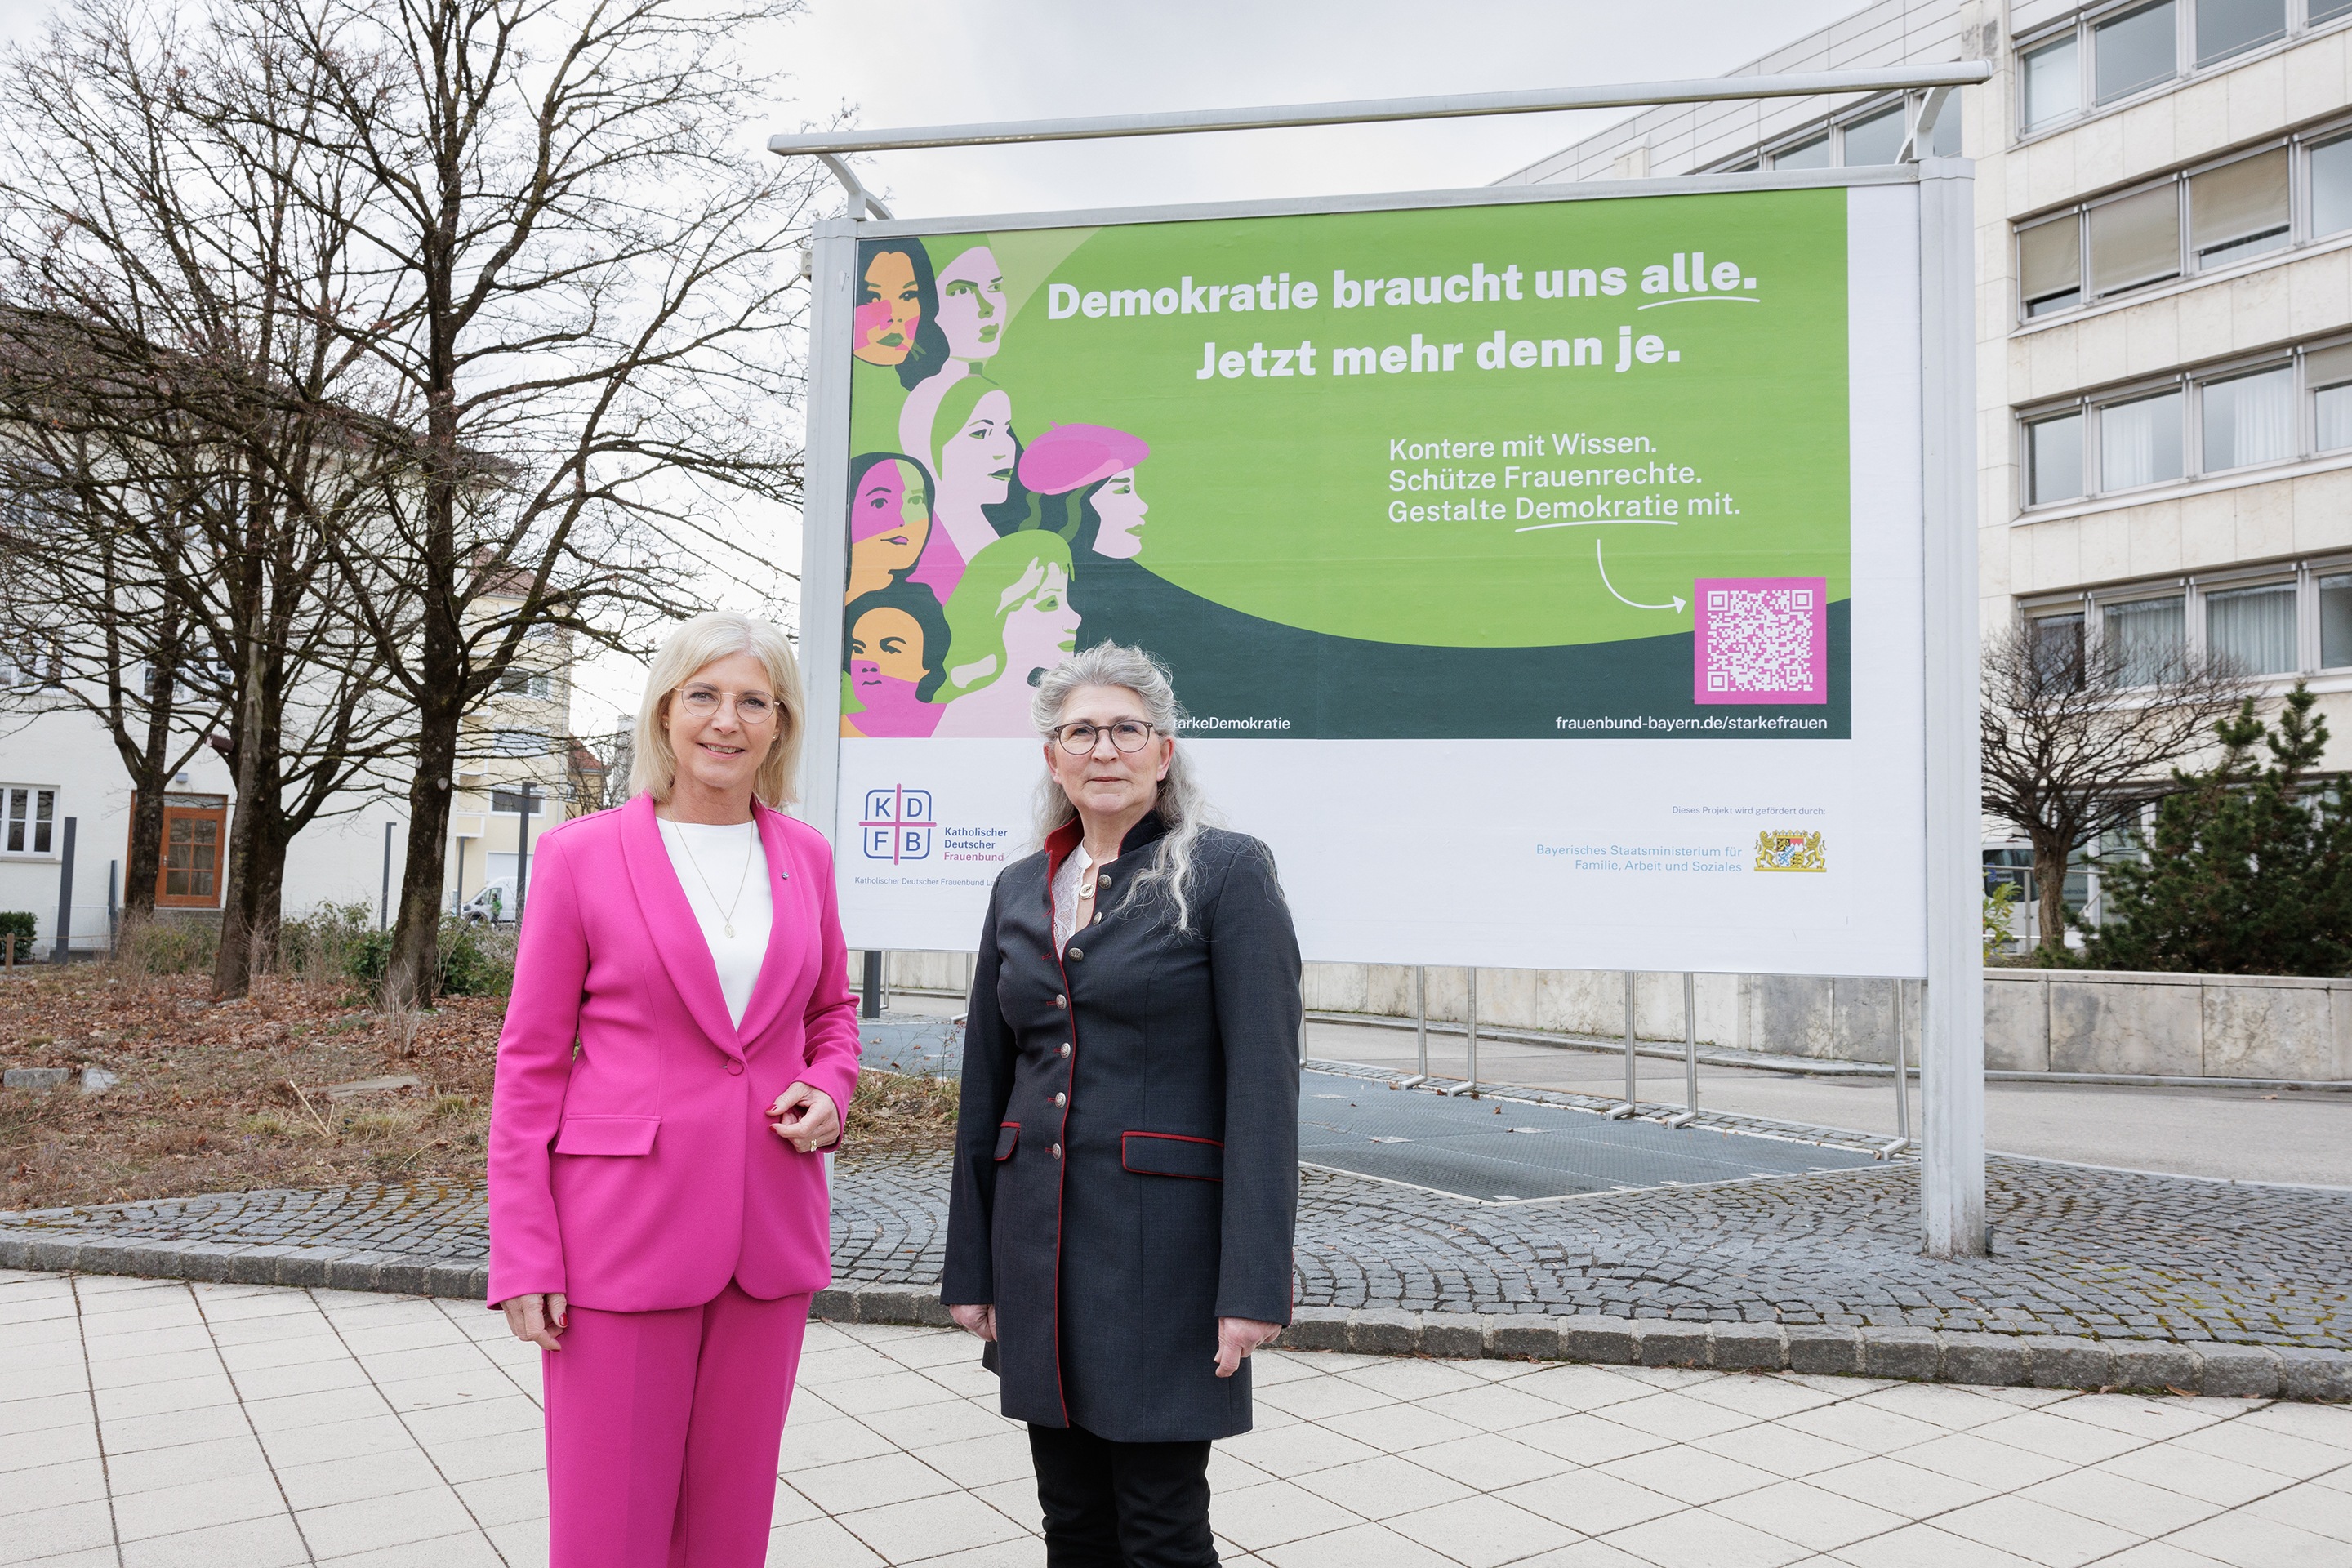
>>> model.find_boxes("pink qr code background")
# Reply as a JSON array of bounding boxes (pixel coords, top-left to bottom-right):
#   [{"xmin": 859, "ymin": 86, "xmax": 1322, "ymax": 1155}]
[{"xmin": 1692, "ymin": 577, "xmax": 1829, "ymax": 705}]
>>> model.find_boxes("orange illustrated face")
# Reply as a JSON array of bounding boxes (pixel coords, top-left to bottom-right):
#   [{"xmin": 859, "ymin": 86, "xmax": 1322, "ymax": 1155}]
[
  {"xmin": 849, "ymin": 607, "xmax": 927, "ymax": 684},
  {"xmin": 854, "ymin": 251, "xmax": 922, "ymax": 366}
]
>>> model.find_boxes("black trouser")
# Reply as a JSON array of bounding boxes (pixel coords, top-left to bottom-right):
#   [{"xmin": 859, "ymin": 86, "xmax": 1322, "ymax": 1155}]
[{"xmin": 1027, "ymin": 1422, "xmax": 1216, "ymax": 1568}]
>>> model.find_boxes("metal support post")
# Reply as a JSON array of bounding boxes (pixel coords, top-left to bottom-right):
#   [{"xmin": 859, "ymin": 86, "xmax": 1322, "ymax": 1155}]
[
  {"xmin": 1682, "ymin": 973, "xmax": 1699, "ymax": 1118},
  {"xmin": 861, "ymin": 951, "xmax": 883, "ymax": 1019},
  {"xmin": 1609, "ymin": 971, "xmax": 1637, "ymax": 1117},
  {"xmin": 51, "ymin": 817, "xmax": 76, "ymax": 961},
  {"xmin": 1464, "ymin": 969, "xmax": 1478, "ymax": 1090},
  {"xmin": 1895, "ymin": 982, "xmax": 1913, "ymax": 1142},
  {"xmin": 1917, "ymin": 156, "xmax": 1985, "ymax": 1255},
  {"xmin": 381, "ymin": 822, "xmax": 394, "ymax": 930},
  {"xmin": 1401, "ymin": 964, "xmax": 1420, "ymax": 1085}
]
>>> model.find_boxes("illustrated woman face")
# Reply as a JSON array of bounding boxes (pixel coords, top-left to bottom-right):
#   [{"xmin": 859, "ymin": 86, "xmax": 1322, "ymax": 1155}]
[
  {"xmin": 1090, "ymin": 468, "xmax": 1148, "ymax": 559},
  {"xmin": 1000, "ymin": 561, "xmax": 1080, "ymax": 674},
  {"xmin": 942, "ymin": 390, "xmax": 1016, "ymax": 506},
  {"xmin": 848, "ymin": 460, "xmax": 931, "ymax": 578},
  {"xmin": 937, "ymin": 247, "xmax": 1005, "ymax": 360},
  {"xmin": 854, "ymin": 250, "xmax": 923, "ymax": 367},
  {"xmin": 849, "ymin": 608, "xmax": 928, "ymax": 689}
]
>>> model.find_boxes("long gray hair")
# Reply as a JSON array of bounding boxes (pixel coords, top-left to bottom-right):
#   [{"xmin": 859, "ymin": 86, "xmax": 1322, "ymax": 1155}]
[{"xmin": 1031, "ymin": 643, "xmax": 1217, "ymax": 935}]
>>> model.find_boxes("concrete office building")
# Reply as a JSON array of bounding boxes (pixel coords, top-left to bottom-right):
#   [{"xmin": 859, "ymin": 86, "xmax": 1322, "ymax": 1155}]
[{"xmin": 1504, "ymin": 0, "xmax": 2352, "ymax": 935}]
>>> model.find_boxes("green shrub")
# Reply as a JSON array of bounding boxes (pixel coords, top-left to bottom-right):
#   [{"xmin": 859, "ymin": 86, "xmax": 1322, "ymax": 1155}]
[
  {"xmin": 0, "ymin": 911, "xmax": 33, "ymax": 964},
  {"xmin": 344, "ymin": 917, "xmax": 513, "ymax": 998}
]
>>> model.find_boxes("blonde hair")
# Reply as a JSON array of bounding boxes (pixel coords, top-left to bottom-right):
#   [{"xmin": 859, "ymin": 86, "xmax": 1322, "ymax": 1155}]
[{"xmin": 629, "ymin": 612, "xmax": 805, "ymax": 808}]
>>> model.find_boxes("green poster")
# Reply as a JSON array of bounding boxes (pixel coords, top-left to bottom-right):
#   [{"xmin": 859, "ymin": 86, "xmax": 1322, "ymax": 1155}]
[{"xmin": 838, "ymin": 189, "xmax": 1849, "ymax": 742}]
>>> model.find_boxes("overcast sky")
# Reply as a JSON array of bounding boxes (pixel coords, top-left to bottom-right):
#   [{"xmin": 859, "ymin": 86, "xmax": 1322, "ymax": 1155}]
[{"xmin": 0, "ymin": 0, "xmax": 1871, "ymax": 731}]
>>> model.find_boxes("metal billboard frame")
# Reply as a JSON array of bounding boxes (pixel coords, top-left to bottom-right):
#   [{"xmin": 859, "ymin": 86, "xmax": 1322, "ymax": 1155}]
[{"xmin": 782, "ymin": 108, "xmax": 1983, "ymax": 1258}]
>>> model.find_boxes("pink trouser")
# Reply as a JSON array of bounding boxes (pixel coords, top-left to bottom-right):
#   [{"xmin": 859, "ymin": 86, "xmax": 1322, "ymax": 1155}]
[{"xmin": 542, "ymin": 1282, "xmax": 812, "ymax": 1568}]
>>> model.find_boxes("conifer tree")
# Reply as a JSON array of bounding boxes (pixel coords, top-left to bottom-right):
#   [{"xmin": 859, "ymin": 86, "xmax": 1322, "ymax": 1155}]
[{"xmin": 2084, "ymin": 684, "xmax": 2352, "ymax": 976}]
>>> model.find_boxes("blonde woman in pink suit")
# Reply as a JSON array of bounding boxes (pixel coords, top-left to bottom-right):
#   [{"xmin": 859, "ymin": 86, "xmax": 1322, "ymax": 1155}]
[{"xmin": 488, "ymin": 610, "xmax": 861, "ymax": 1568}]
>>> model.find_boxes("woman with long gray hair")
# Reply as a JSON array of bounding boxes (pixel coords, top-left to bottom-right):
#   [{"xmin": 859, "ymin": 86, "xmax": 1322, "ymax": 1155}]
[{"xmin": 943, "ymin": 642, "xmax": 1302, "ymax": 1567}]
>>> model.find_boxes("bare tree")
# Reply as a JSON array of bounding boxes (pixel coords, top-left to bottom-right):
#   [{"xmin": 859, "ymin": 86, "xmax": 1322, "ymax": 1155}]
[
  {"xmin": 0, "ymin": 323, "xmax": 229, "ymax": 915},
  {"xmin": 1980, "ymin": 618, "xmax": 2249, "ymax": 962},
  {"xmin": 220, "ymin": 0, "xmax": 824, "ymax": 1003},
  {"xmin": 0, "ymin": 2, "xmax": 429, "ymax": 993}
]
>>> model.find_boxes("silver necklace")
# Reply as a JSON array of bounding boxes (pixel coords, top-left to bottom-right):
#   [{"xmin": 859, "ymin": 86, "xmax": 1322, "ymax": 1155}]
[{"xmin": 664, "ymin": 817, "xmax": 756, "ymax": 938}]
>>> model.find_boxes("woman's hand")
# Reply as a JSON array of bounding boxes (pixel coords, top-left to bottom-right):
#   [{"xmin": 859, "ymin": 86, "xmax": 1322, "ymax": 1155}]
[
  {"xmin": 500, "ymin": 1292, "xmax": 568, "ymax": 1352},
  {"xmin": 949, "ymin": 1303, "xmax": 997, "ymax": 1341},
  {"xmin": 768, "ymin": 1083, "xmax": 841, "ymax": 1152},
  {"xmin": 1214, "ymin": 1316, "xmax": 1282, "ymax": 1377}
]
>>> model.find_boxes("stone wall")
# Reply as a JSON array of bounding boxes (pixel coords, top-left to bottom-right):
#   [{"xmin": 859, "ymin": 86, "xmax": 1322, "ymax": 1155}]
[{"xmin": 875, "ymin": 952, "xmax": 2352, "ymax": 1081}]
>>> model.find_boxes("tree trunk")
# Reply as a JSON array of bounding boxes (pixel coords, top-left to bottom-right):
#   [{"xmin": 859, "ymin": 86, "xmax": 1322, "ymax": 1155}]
[
  {"xmin": 2030, "ymin": 825, "xmax": 2073, "ymax": 964},
  {"xmin": 385, "ymin": 709, "xmax": 459, "ymax": 1006}
]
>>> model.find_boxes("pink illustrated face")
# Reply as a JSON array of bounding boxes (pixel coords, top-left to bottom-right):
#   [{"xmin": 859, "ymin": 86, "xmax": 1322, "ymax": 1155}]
[
  {"xmin": 942, "ymin": 390, "xmax": 1016, "ymax": 507},
  {"xmin": 1090, "ymin": 469, "xmax": 1148, "ymax": 559},
  {"xmin": 1002, "ymin": 563, "xmax": 1079, "ymax": 673},
  {"xmin": 849, "ymin": 460, "xmax": 931, "ymax": 579},
  {"xmin": 853, "ymin": 251, "xmax": 922, "ymax": 367},
  {"xmin": 937, "ymin": 248, "xmax": 1005, "ymax": 360}
]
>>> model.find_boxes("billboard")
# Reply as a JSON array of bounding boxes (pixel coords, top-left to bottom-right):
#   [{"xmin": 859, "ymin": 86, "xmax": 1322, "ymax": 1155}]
[{"xmin": 809, "ymin": 175, "xmax": 1929, "ymax": 975}]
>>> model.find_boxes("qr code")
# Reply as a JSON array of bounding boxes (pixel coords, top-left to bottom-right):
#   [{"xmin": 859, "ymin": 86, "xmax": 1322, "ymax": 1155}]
[{"xmin": 1693, "ymin": 577, "xmax": 1828, "ymax": 705}]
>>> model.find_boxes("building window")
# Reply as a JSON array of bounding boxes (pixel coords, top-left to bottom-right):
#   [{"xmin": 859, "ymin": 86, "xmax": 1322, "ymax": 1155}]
[
  {"xmin": 2021, "ymin": 336, "xmax": 2352, "ymax": 510},
  {"xmin": 1841, "ymin": 105, "xmax": 1906, "ymax": 167},
  {"xmin": 493, "ymin": 729, "xmax": 550, "ymax": 756},
  {"xmin": 2, "ymin": 786, "xmax": 56, "ymax": 856},
  {"xmin": 2189, "ymin": 146, "xmax": 2291, "ymax": 265},
  {"xmin": 0, "ymin": 635, "xmax": 61, "ymax": 689},
  {"xmin": 2313, "ymin": 341, "xmax": 2352, "ymax": 449},
  {"xmin": 2319, "ymin": 572, "xmax": 2352, "ymax": 666},
  {"xmin": 2032, "ymin": 612, "xmax": 2087, "ymax": 688},
  {"xmin": 499, "ymin": 669, "xmax": 555, "ymax": 701},
  {"xmin": 2198, "ymin": 0, "xmax": 2288, "ymax": 63},
  {"xmin": 2029, "ymin": 411, "xmax": 2087, "ymax": 503},
  {"xmin": 2088, "ymin": 184, "xmax": 2182, "ymax": 298},
  {"xmin": 2314, "ymin": 131, "xmax": 2352, "ymax": 238},
  {"xmin": 2096, "ymin": 2, "xmax": 2179, "ymax": 103},
  {"xmin": 2201, "ymin": 364, "xmax": 2295, "ymax": 470},
  {"xmin": 2100, "ymin": 388, "xmax": 2185, "ymax": 489},
  {"xmin": 1772, "ymin": 132, "xmax": 1832, "ymax": 170},
  {"xmin": 2020, "ymin": 216, "xmax": 2083, "ymax": 317},
  {"xmin": 2105, "ymin": 595, "xmax": 2187, "ymax": 684},
  {"xmin": 2020, "ymin": 2, "xmax": 2352, "ymax": 140},
  {"xmin": 2025, "ymin": 35, "xmax": 2081, "ymax": 131},
  {"xmin": 2207, "ymin": 581, "xmax": 2298, "ymax": 672}
]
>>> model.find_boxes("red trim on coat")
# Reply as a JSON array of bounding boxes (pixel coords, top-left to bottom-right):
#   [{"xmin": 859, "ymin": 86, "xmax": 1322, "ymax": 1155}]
[{"xmin": 1041, "ymin": 837, "xmax": 1078, "ymax": 1428}]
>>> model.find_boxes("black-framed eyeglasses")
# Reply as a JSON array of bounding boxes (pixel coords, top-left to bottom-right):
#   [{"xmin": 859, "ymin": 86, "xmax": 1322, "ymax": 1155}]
[
  {"xmin": 676, "ymin": 686, "xmax": 775, "ymax": 723},
  {"xmin": 1055, "ymin": 720, "xmax": 1156, "ymax": 755}
]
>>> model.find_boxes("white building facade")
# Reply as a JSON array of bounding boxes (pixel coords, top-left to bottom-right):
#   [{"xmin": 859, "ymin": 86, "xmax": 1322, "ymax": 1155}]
[
  {"xmin": 1505, "ymin": 0, "xmax": 2352, "ymax": 935},
  {"xmin": 0, "ymin": 603, "xmax": 588, "ymax": 956}
]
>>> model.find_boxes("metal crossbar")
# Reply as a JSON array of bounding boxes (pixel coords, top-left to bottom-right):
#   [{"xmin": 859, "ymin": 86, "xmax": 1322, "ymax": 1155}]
[{"xmin": 769, "ymin": 65, "xmax": 1993, "ymax": 160}]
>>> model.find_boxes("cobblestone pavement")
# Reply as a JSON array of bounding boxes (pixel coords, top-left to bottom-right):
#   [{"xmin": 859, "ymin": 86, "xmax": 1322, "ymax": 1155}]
[
  {"xmin": 6, "ymin": 1147, "xmax": 2347, "ymax": 1348},
  {"xmin": 7, "ymin": 1268, "xmax": 2350, "ymax": 1568}
]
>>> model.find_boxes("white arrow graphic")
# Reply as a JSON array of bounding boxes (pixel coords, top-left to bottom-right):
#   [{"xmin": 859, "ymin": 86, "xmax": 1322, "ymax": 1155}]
[{"xmin": 1596, "ymin": 540, "xmax": 1686, "ymax": 613}]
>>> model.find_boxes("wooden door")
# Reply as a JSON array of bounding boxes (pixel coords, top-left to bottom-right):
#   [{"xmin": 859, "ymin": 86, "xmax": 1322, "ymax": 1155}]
[{"xmin": 155, "ymin": 804, "xmax": 227, "ymax": 907}]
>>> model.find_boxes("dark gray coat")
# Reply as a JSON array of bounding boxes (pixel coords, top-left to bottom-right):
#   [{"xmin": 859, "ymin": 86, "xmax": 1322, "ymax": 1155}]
[{"xmin": 944, "ymin": 813, "xmax": 1301, "ymax": 1442}]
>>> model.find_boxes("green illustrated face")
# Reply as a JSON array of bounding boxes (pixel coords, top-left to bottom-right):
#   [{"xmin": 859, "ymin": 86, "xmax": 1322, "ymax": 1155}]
[{"xmin": 843, "ymin": 189, "xmax": 1854, "ymax": 738}]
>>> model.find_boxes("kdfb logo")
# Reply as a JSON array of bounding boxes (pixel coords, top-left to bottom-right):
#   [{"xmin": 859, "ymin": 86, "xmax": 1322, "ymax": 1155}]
[{"xmin": 861, "ymin": 786, "xmax": 935, "ymax": 863}]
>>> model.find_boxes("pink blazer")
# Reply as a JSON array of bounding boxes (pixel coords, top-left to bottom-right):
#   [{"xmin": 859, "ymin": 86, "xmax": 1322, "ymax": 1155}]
[{"xmin": 486, "ymin": 793, "xmax": 861, "ymax": 1312}]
